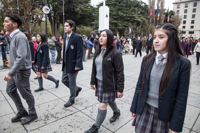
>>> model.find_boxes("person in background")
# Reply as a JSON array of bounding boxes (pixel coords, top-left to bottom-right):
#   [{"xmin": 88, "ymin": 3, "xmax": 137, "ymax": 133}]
[
  {"xmin": 192, "ymin": 38, "xmax": 196, "ymax": 54},
  {"xmin": 146, "ymin": 33, "xmax": 153, "ymax": 54},
  {"xmin": 48, "ymin": 36, "xmax": 56, "ymax": 63},
  {"xmin": 32, "ymin": 36, "xmax": 38, "ymax": 55},
  {"xmin": 85, "ymin": 29, "xmax": 124, "ymax": 133},
  {"xmin": 181, "ymin": 38, "xmax": 187, "ymax": 56},
  {"xmin": 34, "ymin": 33, "xmax": 59, "ymax": 92},
  {"xmin": 132, "ymin": 37, "xmax": 137, "ymax": 55},
  {"xmin": 94, "ymin": 35, "xmax": 99, "ymax": 52},
  {"xmin": 142, "ymin": 36, "xmax": 147, "ymax": 51},
  {"xmin": 185, "ymin": 37, "xmax": 193, "ymax": 58},
  {"xmin": 135, "ymin": 37, "xmax": 142, "ymax": 57},
  {"xmin": 55, "ymin": 37, "xmax": 62, "ymax": 64},
  {"xmin": 0, "ymin": 29, "xmax": 9, "ymax": 68},
  {"xmin": 87, "ymin": 37, "xmax": 93, "ymax": 59},
  {"xmin": 59, "ymin": 36, "xmax": 63, "ymax": 61},
  {"xmin": 194, "ymin": 38, "xmax": 200, "ymax": 65},
  {"xmin": 82, "ymin": 35, "xmax": 87, "ymax": 62},
  {"xmin": 130, "ymin": 23, "xmax": 191, "ymax": 133}
]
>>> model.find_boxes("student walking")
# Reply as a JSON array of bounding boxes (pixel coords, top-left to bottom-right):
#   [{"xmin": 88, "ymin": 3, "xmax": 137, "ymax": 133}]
[
  {"xmin": 3, "ymin": 14, "xmax": 38, "ymax": 125},
  {"xmin": 130, "ymin": 23, "xmax": 191, "ymax": 133},
  {"xmin": 55, "ymin": 37, "xmax": 62, "ymax": 64},
  {"xmin": 85, "ymin": 29, "xmax": 124, "ymax": 133},
  {"xmin": 135, "ymin": 37, "xmax": 142, "ymax": 57},
  {"xmin": 194, "ymin": 38, "xmax": 200, "ymax": 65},
  {"xmin": 34, "ymin": 33, "xmax": 59, "ymax": 92}
]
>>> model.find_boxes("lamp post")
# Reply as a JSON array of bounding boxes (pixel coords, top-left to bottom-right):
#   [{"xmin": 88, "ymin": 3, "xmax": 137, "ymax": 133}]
[
  {"xmin": 51, "ymin": 11, "xmax": 54, "ymax": 36},
  {"xmin": 63, "ymin": 0, "xmax": 65, "ymax": 37},
  {"xmin": 45, "ymin": 0, "xmax": 48, "ymax": 38},
  {"xmin": 17, "ymin": 0, "xmax": 19, "ymax": 16}
]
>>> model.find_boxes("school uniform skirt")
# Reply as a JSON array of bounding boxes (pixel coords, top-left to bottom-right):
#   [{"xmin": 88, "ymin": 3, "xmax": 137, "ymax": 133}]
[
  {"xmin": 33, "ymin": 64, "xmax": 52, "ymax": 73},
  {"xmin": 133, "ymin": 103, "xmax": 168, "ymax": 133},
  {"xmin": 95, "ymin": 79, "xmax": 117, "ymax": 103}
]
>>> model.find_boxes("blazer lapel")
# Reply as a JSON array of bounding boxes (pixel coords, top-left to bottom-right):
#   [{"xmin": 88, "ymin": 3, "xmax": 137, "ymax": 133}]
[{"xmin": 66, "ymin": 32, "xmax": 74, "ymax": 52}]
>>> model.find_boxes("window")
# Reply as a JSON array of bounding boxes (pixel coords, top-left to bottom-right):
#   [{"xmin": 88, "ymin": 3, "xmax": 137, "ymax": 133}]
[
  {"xmin": 192, "ymin": 14, "xmax": 195, "ymax": 18},
  {"xmin": 182, "ymin": 26, "xmax": 185, "ymax": 29},
  {"xmin": 182, "ymin": 31, "xmax": 186, "ymax": 34},
  {"xmin": 177, "ymin": 4, "xmax": 180, "ymax": 9},
  {"xmin": 191, "ymin": 20, "xmax": 195, "ymax": 24},
  {"xmin": 184, "ymin": 15, "xmax": 187, "ymax": 19},
  {"xmin": 193, "ymin": 2, "xmax": 197, "ymax": 7},
  {"xmin": 177, "ymin": 10, "xmax": 180, "ymax": 14},
  {"xmin": 184, "ymin": 9, "xmax": 187, "ymax": 13},
  {"xmin": 191, "ymin": 26, "xmax": 194, "ymax": 29},
  {"xmin": 193, "ymin": 8, "xmax": 196, "ymax": 13},
  {"xmin": 185, "ymin": 3, "xmax": 188, "ymax": 8},
  {"xmin": 183, "ymin": 20, "xmax": 186, "ymax": 24},
  {"xmin": 189, "ymin": 31, "xmax": 194, "ymax": 34}
]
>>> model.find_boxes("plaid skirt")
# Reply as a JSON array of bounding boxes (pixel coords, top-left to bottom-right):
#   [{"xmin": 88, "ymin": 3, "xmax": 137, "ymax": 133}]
[
  {"xmin": 33, "ymin": 64, "xmax": 52, "ymax": 73},
  {"xmin": 95, "ymin": 79, "xmax": 117, "ymax": 103},
  {"xmin": 133, "ymin": 104, "xmax": 168, "ymax": 133}
]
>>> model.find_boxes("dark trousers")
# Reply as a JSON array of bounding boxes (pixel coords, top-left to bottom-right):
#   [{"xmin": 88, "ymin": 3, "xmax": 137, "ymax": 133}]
[
  {"xmin": 132, "ymin": 46, "xmax": 136, "ymax": 55},
  {"xmin": 135, "ymin": 50, "xmax": 142, "ymax": 57},
  {"xmin": 56, "ymin": 50, "xmax": 61, "ymax": 63},
  {"xmin": 146, "ymin": 46, "xmax": 151, "ymax": 54},
  {"xmin": 62, "ymin": 67, "xmax": 80, "ymax": 101},
  {"xmin": 1, "ymin": 46, "xmax": 6, "ymax": 58},
  {"xmin": 87, "ymin": 48, "xmax": 92, "ymax": 59},
  {"xmin": 196, "ymin": 52, "xmax": 200, "ymax": 64},
  {"xmin": 6, "ymin": 69, "xmax": 36, "ymax": 115}
]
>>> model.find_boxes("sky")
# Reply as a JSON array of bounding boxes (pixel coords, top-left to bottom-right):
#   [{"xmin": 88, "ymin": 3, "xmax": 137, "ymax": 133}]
[{"xmin": 90, "ymin": 0, "xmax": 174, "ymax": 10}]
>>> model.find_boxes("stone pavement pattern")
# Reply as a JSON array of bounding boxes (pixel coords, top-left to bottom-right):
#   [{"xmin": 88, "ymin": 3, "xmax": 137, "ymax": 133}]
[{"xmin": 0, "ymin": 51, "xmax": 200, "ymax": 133}]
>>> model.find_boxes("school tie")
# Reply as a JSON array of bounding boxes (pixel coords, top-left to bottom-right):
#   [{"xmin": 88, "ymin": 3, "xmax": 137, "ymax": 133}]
[
  {"xmin": 101, "ymin": 47, "xmax": 106, "ymax": 56},
  {"xmin": 157, "ymin": 55, "xmax": 165, "ymax": 67},
  {"xmin": 65, "ymin": 36, "xmax": 69, "ymax": 52}
]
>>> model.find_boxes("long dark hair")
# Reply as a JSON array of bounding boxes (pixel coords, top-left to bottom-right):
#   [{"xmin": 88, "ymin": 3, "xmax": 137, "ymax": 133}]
[
  {"xmin": 141, "ymin": 23, "xmax": 184, "ymax": 96},
  {"xmin": 96, "ymin": 29, "xmax": 114, "ymax": 57},
  {"xmin": 38, "ymin": 33, "xmax": 48, "ymax": 47}
]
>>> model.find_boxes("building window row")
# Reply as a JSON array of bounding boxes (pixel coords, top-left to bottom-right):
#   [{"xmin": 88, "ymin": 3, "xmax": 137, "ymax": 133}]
[
  {"xmin": 182, "ymin": 20, "xmax": 195, "ymax": 24},
  {"xmin": 183, "ymin": 2, "xmax": 197, "ymax": 8},
  {"xmin": 183, "ymin": 14, "xmax": 196, "ymax": 19},
  {"xmin": 184, "ymin": 8, "xmax": 196, "ymax": 13},
  {"xmin": 181, "ymin": 31, "xmax": 194, "ymax": 34},
  {"xmin": 182, "ymin": 26, "xmax": 195, "ymax": 29}
]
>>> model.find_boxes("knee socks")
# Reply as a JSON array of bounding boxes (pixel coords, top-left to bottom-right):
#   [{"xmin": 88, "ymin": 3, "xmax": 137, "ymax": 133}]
[
  {"xmin": 38, "ymin": 77, "xmax": 43, "ymax": 89},
  {"xmin": 109, "ymin": 101, "xmax": 119, "ymax": 112},
  {"xmin": 94, "ymin": 108, "xmax": 107, "ymax": 128},
  {"xmin": 46, "ymin": 75, "xmax": 57, "ymax": 83}
]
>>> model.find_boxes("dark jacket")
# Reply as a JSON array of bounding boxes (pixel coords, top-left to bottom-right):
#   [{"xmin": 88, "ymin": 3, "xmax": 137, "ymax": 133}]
[
  {"xmin": 82, "ymin": 38, "xmax": 87, "ymax": 50},
  {"xmin": 62, "ymin": 32, "xmax": 83, "ymax": 73},
  {"xmin": 132, "ymin": 39, "xmax": 137, "ymax": 47},
  {"xmin": 136, "ymin": 40, "xmax": 142, "ymax": 50},
  {"xmin": 90, "ymin": 45, "xmax": 124, "ymax": 93},
  {"xmin": 35, "ymin": 43, "xmax": 50, "ymax": 67},
  {"xmin": 146, "ymin": 37, "xmax": 153, "ymax": 47},
  {"xmin": 181, "ymin": 41, "xmax": 187, "ymax": 55},
  {"xmin": 29, "ymin": 41, "xmax": 35, "ymax": 61},
  {"xmin": 130, "ymin": 55, "xmax": 191, "ymax": 132},
  {"xmin": 0, "ymin": 34, "xmax": 8, "ymax": 46},
  {"xmin": 186, "ymin": 41, "xmax": 193, "ymax": 55},
  {"xmin": 55, "ymin": 40, "xmax": 62, "ymax": 51}
]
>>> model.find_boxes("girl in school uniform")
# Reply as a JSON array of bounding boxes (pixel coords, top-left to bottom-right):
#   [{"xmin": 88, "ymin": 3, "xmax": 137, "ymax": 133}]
[
  {"xmin": 34, "ymin": 33, "xmax": 59, "ymax": 92},
  {"xmin": 85, "ymin": 29, "xmax": 124, "ymax": 133},
  {"xmin": 130, "ymin": 23, "xmax": 191, "ymax": 133}
]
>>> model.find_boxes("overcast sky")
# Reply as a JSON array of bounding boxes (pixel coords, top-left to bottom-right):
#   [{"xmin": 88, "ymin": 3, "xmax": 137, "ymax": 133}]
[{"xmin": 90, "ymin": 0, "xmax": 174, "ymax": 10}]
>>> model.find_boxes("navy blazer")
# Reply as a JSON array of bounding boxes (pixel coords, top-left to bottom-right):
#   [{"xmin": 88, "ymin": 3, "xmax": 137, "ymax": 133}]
[
  {"xmin": 29, "ymin": 41, "xmax": 35, "ymax": 61},
  {"xmin": 146, "ymin": 37, "xmax": 153, "ymax": 47},
  {"xmin": 35, "ymin": 43, "xmax": 50, "ymax": 67},
  {"xmin": 130, "ymin": 55, "xmax": 191, "ymax": 132},
  {"xmin": 62, "ymin": 32, "xmax": 83, "ymax": 73}
]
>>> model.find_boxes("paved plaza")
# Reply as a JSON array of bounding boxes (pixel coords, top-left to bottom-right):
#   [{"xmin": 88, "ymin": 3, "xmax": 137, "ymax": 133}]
[{"xmin": 0, "ymin": 51, "xmax": 200, "ymax": 133}]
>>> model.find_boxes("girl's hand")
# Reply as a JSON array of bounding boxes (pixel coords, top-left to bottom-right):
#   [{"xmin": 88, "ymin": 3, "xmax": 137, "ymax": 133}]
[
  {"xmin": 117, "ymin": 92, "xmax": 123, "ymax": 98},
  {"xmin": 91, "ymin": 85, "xmax": 95, "ymax": 90},
  {"xmin": 131, "ymin": 113, "xmax": 136, "ymax": 118},
  {"xmin": 42, "ymin": 67, "xmax": 44, "ymax": 69},
  {"xmin": 169, "ymin": 129, "xmax": 178, "ymax": 133}
]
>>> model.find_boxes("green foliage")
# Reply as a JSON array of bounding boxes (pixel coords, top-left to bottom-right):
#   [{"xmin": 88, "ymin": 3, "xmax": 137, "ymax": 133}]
[
  {"xmin": 164, "ymin": 10, "xmax": 175, "ymax": 23},
  {"xmin": 76, "ymin": 26, "xmax": 93, "ymax": 36}
]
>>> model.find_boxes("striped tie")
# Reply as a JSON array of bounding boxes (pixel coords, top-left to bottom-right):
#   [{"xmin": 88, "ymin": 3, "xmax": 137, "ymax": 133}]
[{"xmin": 157, "ymin": 55, "xmax": 165, "ymax": 67}]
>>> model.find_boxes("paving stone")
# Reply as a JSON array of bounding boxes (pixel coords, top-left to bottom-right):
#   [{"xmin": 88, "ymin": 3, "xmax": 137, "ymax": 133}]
[
  {"xmin": 115, "ymin": 120, "xmax": 135, "ymax": 133},
  {"xmin": 0, "ymin": 113, "xmax": 26, "ymax": 133},
  {"xmin": 189, "ymin": 83, "xmax": 200, "ymax": 95},
  {"xmin": 187, "ymin": 93, "xmax": 200, "ymax": 108},
  {"xmin": 192, "ymin": 115, "xmax": 200, "ymax": 132},
  {"xmin": 0, "ymin": 91, "xmax": 6, "ymax": 101},
  {"xmin": 0, "ymin": 100, "xmax": 14, "ymax": 117}
]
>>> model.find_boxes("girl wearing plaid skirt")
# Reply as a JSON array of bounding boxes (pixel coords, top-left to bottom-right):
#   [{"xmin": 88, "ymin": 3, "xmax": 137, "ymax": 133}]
[
  {"xmin": 85, "ymin": 30, "xmax": 124, "ymax": 133},
  {"xmin": 130, "ymin": 23, "xmax": 191, "ymax": 133},
  {"xmin": 34, "ymin": 33, "xmax": 59, "ymax": 92}
]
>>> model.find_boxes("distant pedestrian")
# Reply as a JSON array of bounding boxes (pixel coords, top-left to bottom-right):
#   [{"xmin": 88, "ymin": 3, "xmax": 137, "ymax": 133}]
[
  {"xmin": 82, "ymin": 35, "xmax": 87, "ymax": 61},
  {"xmin": 132, "ymin": 37, "xmax": 137, "ymax": 55},
  {"xmin": 146, "ymin": 33, "xmax": 153, "ymax": 54},
  {"xmin": 185, "ymin": 38, "xmax": 193, "ymax": 58},
  {"xmin": 142, "ymin": 36, "xmax": 146, "ymax": 51},
  {"xmin": 0, "ymin": 29, "xmax": 9, "ymax": 67},
  {"xmin": 55, "ymin": 37, "xmax": 62, "ymax": 64},
  {"xmin": 85, "ymin": 29, "xmax": 124, "ymax": 133},
  {"xmin": 34, "ymin": 33, "xmax": 59, "ymax": 92},
  {"xmin": 130, "ymin": 23, "xmax": 191, "ymax": 133},
  {"xmin": 32, "ymin": 36, "xmax": 38, "ymax": 55},
  {"xmin": 194, "ymin": 38, "xmax": 200, "ymax": 65},
  {"xmin": 3, "ymin": 14, "xmax": 38, "ymax": 125},
  {"xmin": 94, "ymin": 35, "xmax": 99, "ymax": 52},
  {"xmin": 48, "ymin": 36, "xmax": 56, "ymax": 63},
  {"xmin": 135, "ymin": 37, "xmax": 142, "ymax": 57},
  {"xmin": 87, "ymin": 37, "xmax": 93, "ymax": 59}
]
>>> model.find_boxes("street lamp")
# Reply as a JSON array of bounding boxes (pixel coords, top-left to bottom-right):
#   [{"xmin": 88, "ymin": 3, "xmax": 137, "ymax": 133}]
[{"xmin": 51, "ymin": 11, "xmax": 54, "ymax": 36}]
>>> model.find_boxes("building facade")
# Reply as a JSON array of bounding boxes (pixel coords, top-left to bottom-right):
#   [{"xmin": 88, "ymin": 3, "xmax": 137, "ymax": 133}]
[{"xmin": 173, "ymin": 0, "xmax": 200, "ymax": 39}]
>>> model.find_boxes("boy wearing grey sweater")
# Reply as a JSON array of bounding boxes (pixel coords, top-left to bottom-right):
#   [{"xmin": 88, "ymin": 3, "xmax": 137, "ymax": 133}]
[{"xmin": 3, "ymin": 14, "xmax": 37, "ymax": 125}]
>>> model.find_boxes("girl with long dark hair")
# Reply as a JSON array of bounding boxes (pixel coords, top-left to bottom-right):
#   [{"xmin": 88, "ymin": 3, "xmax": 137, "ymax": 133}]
[
  {"xmin": 85, "ymin": 29, "xmax": 124, "ymax": 133},
  {"xmin": 34, "ymin": 33, "xmax": 59, "ymax": 92},
  {"xmin": 130, "ymin": 23, "xmax": 191, "ymax": 133}
]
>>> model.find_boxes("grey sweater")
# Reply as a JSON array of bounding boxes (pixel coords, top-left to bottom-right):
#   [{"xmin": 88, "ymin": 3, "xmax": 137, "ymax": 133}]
[
  {"xmin": 8, "ymin": 31, "xmax": 32, "ymax": 77},
  {"xmin": 95, "ymin": 55, "xmax": 103, "ymax": 80},
  {"xmin": 146, "ymin": 61, "xmax": 165, "ymax": 108}
]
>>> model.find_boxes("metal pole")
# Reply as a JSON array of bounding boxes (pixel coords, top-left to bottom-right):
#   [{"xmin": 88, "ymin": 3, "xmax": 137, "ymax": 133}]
[
  {"xmin": 45, "ymin": 0, "xmax": 48, "ymax": 38},
  {"xmin": 40, "ymin": 20, "xmax": 42, "ymax": 32},
  {"xmin": 17, "ymin": 0, "xmax": 19, "ymax": 16},
  {"xmin": 63, "ymin": 0, "xmax": 65, "ymax": 37},
  {"xmin": 51, "ymin": 11, "xmax": 54, "ymax": 36}
]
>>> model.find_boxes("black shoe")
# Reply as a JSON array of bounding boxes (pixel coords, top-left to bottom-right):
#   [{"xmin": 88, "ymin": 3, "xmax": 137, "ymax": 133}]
[
  {"xmin": 85, "ymin": 124, "xmax": 99, "ymax": 133},
  {"xmin": 76, "ymin": 87, "xmax": 82, "ymax": 97},
  {"xmin": 110, "ymin": 110, "xmax": 121, "ymax": 123},
  {"xmin": 34, "ymin": 88, "xmax": 44, "ymax": 92},
  {"xmin": 196, "ymin": 64, "xmax": 199, "ymax": 65},
  {"xmin": 11, "ymin": 110, "xmax": 28, "ymax": 123},
  {"xmin": 34, "ymin": 77, "xmax": 38, "ymax": 80},
  {"xmin": 56, "ymin": 62, "xmax": 61, "ymax": 64},
  {"xmin": 21, "ymin": 113, "xmax": 38, "ymax": 125},
  {"xmin": 64, "ymin": 100, "xmax": 74, "ymax": 107},
  {"xmin": 55, "ymin": 80, "xmax": 59, "ymax": 88}
]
